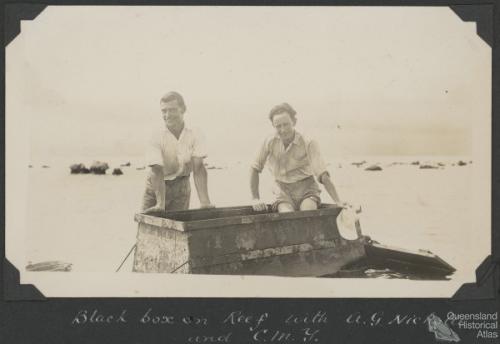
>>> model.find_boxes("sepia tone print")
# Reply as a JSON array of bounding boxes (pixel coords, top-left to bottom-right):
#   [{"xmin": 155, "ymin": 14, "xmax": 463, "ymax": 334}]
[{"xmin": 5, "ymin": 6, "xmax": 490, "ymax": 297}]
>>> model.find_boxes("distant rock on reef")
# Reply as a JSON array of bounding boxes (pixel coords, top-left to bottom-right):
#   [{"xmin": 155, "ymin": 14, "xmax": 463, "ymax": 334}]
[
  {"xmin": 90, "ymin": 161, "xmax": 109, "ymax": 175},
  {"xmin": 120, "ymin": 162, "xmax": 131, "ymax": 167},
  {"xmin": 136, "ymin": 166, "xmax": 146, "ymax": 170},
  {"xmin": 28, "ymin": 165, "xmax": 33, "ymax": 168},
  {"xmin": 41, "ymin": 165, "xmax": 50, "ymax": 168},
  {"xmin": 70, "ymin": 163, "xmax": 85, "ymax": 174},
  {"xmin": 70, "ymin": 163, "xmax": 91, "ymax": 174},
  {"xmin": 112, "ymin": 168, "xmax": 123, "ymax": 175},
  {"xmin": 70, "ymin": 163, "xmax": 81, "ymax": 174},
  {"xmin": 365, "ymin": 165, "xmax": 382, "ymax": 171},
  {"xmin": 419, "ymin": 164, "xmax": 438, "ymax": 169},
  {"xmin": 411, "ymin": 161, "xmax": 420, "ymax": 165},
  {"xmin": 457, "ymin": 160, "xmax": 467, "ymax": 166}
]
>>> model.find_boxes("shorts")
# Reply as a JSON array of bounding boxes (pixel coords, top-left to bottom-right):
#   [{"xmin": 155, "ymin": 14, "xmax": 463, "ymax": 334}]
[
  {"xmin": 272, "ymin": 176, "xmax": 321, "ymax": 211},
  {"xmin": 141, "ymin": 174, "xmax": 191, "ymax": 212}
]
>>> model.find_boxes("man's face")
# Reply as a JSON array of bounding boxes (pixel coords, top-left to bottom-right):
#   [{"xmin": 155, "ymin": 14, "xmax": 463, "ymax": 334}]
[
  {"xmin": 272, "ymin": 112, "xmax": 295, "ymax": 142},
  {"xmin": 161, "ymin": 99, "xmax": 185, "ymax": 127}
]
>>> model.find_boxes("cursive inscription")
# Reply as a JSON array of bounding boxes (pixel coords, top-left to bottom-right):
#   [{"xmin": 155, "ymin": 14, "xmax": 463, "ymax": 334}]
[
  {"xmin": 72, "ymin": 309, "xmax": 128, "ymax": 324},
  {"xmin": 139, "ymin": 308, "xmax": 175, "ymax": 324},
  {"xmin": 70, "ymin": 308, "xmax": 328, "ymax": 342},
  {"xmin": 346, "ymin": 311, "xmax": 440, "ymax": 327},
  {"xmin": 222, "ymin": 311, "xmax": 269, "ymax": 331}
]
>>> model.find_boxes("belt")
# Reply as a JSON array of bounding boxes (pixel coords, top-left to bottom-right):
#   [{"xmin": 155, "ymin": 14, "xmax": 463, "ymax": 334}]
[
  {"xmin": 165, "ymin": 175, "xmax": 189, "ymax": 184},
  {"xmin": 276, "ymin": 175, "xmax": 315, "ymax": 185}
]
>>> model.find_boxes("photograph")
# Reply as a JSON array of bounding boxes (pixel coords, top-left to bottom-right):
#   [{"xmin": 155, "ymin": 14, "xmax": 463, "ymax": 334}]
[{"xmin": 5, "ymin": 5, "xmax": 491, "ymax": 297}]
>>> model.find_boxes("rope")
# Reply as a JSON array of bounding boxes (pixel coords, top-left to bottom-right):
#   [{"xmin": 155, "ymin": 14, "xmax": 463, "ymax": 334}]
[
  {"xmin": 171, "ymin": 260, "xmax": 190, "ymax": 273},
  {"xmin": 116, "ymin": 244, "xmax": 137, "ymax": 272}
]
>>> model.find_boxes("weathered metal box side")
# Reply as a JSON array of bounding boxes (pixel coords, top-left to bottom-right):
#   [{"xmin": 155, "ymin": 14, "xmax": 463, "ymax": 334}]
[
  {"xmin": 190, "ymin": 239, "xmax": 366, "ymax": 277},
  {"xmin": 185, "ymin": 214, "xmax": 342, "ymax": 261},
  {"xmin": 177, "ymin": 206, "xmax": 361, "ymax": 276},
  {"xmin": 132, "ymin": 222, "xmax": 190, "ymax": 273}
]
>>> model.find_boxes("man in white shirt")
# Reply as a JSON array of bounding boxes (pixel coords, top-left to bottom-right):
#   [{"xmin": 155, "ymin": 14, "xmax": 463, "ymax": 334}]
[
  {"xmin": 142, "ymin": 91, "xmax": 213, "ymax": 213},
  {"xmin": 250, "ymin": 102, "xmax": 346, "ymax": 213}
]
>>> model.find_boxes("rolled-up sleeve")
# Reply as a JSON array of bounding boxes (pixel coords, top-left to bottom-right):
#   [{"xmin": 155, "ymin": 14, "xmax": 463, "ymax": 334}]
[
  {"xmin": 192, "ymin": 128, "xmax": 208, "ymax": 158},
  {"xmin": 251, "ymin": 138, "xmax": 270, "ymax": 173},
  {"xmin": 145, "ymin": 131, "xmax": 163, "ymax": 167},
  {"xmin": 306, "ymin": 140, "xmax": 328, "ymax": 180}
]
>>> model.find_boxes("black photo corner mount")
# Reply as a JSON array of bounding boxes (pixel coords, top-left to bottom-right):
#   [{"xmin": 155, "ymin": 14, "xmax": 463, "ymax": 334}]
[
  {"xmin": 3, "ymin": 259, "xmax": 46, "ymax": 301},
  {"xmin": 452, "ymin": 256, "xmax": 500, "ymax": 300},
  {"xmin": 1, "ymin": 3, "xmax": 498, "ymax": 302},
  {"xmin": 449, "ymin": 4, "xmax": 493, "ymax": 47},
  {"xmin": 4, "ymin": 3, "xmax": 47, "ymax": 47}
]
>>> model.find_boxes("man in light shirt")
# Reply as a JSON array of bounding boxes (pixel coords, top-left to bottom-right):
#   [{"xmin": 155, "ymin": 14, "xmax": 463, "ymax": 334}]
[
  {"xmin": 250, "ymin": 102, "xmax": 345, "ymax": 212},
  {"xmin": 142, "ymin": 91, "xmax": 213, "ymax": 213}
]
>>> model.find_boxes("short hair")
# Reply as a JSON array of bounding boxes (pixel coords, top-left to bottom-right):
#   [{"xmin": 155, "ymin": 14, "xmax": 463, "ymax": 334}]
[
  {"xmin": 268, "ymin": 102, "xmax": 297, "ymax": 122},
  {"xmin": 160, "ymin": 91, "xmax": 186, "ymax": 112}
]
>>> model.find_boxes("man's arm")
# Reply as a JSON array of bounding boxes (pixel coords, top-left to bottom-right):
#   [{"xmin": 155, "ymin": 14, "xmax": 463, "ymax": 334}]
[
  {"xmin": 192, "ymin": 157, "xmax": 213, "ymax": 208},
  {"xmin": 143, "ymin": 164, "xmax": 166, "ymax": 214},
  {"xmin": 320, "ymin": 172, "xmax": 340, "ymax": 202},
  {"xmin": 250, "ymin": 138, "xmax": 271, "ymax": 211},
  {"xmin": 250, "ymin": 167, "xmax": 261, "ymax": 200},
  {"xmin": 307, "ymin": 139, "xmax": 345, "ymax": 207},
  {"xmin": 250, "ymin": 168, "xmax": 267, "ymax": 211},
  {"xmin": 320, "ymin": 172, "xmax": 344, "ymax": 206}
]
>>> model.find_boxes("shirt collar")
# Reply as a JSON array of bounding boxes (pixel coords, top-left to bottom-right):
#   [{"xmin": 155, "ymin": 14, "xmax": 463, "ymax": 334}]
[
  {"xmin": 166, "ymin": 123, "xmax": 188, "ymax": 140},
  {"xmin": 275, "ymin": 130, "xmax": 301, "ymax": 143}
]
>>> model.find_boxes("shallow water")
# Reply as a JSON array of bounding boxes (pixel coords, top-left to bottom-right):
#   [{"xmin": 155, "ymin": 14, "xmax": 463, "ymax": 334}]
[{"xmin": 24, "ymin": 156, "xmax": 489, "ymax": 283}]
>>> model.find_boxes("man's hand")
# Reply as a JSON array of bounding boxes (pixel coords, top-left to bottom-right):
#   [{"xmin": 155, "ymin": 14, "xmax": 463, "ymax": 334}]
[
  {"xmin": 252, "ymin": 198, "xmax": 267, "ymax": 212},
  {"xmin": 142, "ymin": 205, "xmax": 165, "ymax": 215},
  {"xmin": 335, "ymin": 200, "xmax": 351, "ymax": 209}
]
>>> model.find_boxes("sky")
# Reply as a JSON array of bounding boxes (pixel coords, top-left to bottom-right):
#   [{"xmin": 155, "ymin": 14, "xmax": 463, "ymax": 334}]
[{"xmin": 6, "ymin": 6, "xmax": 491, "ymax": 163}]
